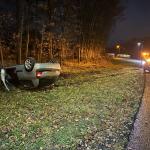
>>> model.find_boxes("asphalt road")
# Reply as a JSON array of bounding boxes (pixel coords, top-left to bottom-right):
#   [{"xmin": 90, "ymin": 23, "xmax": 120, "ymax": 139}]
[
  {"xmin": 114, "ymin": 57, "xmax": 143, "ymax": 65},
  {"xmin": 127, "ymin": 73, "xmax": 150, "ymax": 150}
]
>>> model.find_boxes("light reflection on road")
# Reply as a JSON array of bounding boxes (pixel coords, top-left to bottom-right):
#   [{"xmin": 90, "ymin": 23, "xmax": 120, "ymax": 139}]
[{"xmin": 114, "ymin": 57, "xmax": 144, "ymax": 66}]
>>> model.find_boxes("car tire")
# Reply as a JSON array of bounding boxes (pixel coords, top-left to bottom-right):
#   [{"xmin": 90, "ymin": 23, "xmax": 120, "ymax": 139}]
[{"xmin": 24, "ymin": 57, "xmax": 36, "ymax": 72}]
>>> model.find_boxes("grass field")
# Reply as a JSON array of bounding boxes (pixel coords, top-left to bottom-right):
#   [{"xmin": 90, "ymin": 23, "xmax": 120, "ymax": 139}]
[{"xmin": 0, "ymin": 64, "xmax": 144, "ymax": 150}]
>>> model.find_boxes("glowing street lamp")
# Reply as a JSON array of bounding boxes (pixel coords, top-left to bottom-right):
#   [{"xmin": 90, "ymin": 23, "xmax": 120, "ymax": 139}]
[
  {"xmin": 137, "ymin": 42, "xmax": 141, "ymax": 47},
  {"xmin": 137, "ymin": 42, "xmax": 143, "ymax": 66},
  {"xmin": 137, "ymin": 42, "xmax": 142, "ymax": 54},
  {"xmin": 116, "ymin": 45, "xmax": 120, "ymax": 49},
  {"xmin": 116, "ymin": 44, "xmax": 120, "ymax": 54}
]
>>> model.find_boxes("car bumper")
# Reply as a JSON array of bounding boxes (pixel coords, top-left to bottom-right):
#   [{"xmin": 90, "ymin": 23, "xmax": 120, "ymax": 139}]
[
  {"xmin": 36, "ymin": 69, "xmax": 60, "ymax": 79},
  {"xmin": 16, "ymin": 63, "xmax": 61, "ymax": 80}
]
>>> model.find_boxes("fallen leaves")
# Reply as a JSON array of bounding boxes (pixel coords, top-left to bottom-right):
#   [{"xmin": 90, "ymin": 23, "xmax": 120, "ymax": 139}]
[{"xmin": 0, "ymin": 66, "xmax": 144, "ymax": 150}]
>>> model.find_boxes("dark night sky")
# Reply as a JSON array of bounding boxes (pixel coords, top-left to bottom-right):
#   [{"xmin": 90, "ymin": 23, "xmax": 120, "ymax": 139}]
[{"xmin": 109, "ymin": 0, "xmax": 150, "ymax": 46}]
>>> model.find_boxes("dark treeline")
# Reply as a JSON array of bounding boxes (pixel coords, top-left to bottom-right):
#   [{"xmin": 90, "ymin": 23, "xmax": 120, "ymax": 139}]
[{"xmin": 0, "ymin": 0, "xmax": 124, "ymax": 65}]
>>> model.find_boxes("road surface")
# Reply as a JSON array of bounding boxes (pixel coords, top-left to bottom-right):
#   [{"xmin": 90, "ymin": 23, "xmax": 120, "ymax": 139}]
[
  {"xmin": 127, "ymin": 74, "xmax": 150, "ymax": 150},
  {"xmin": 114, "ymin": 57, "xmax": 143, "ymax": 65}
]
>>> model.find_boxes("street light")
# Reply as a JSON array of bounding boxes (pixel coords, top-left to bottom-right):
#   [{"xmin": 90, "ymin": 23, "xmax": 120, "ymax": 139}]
[
  {"xmin": 116, "ymin": 44, "xmax": 120, "ymax": 54},
  {"xmin": 137, "ymin": 42, "xmax": 141, "ymax": 47},
  {"xmin": 137, "ymin": 42, "xmax": 142, "ymax": 58},
  {"xmin": 116, "ymin": 45, "xmax": 120, "ymax": 49},
  {"xmin": 137, "ymin": 42, "xmax": 143, "ymax": 66}
]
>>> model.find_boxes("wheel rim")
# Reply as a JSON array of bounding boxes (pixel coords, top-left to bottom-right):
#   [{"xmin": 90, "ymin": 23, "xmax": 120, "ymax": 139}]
[{"xmin": 25, "ymin": 59, "xmax": 32, "ymax": 70}]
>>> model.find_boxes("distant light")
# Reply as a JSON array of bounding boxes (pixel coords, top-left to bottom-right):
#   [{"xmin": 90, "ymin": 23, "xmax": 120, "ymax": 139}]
[
  {"xmin": 116, "ymin": 45, "xmax": 120, "ymax": 49},
  {"xmin": 142, "ymin": 52, "xmax": 148, "ymax": 56},
  {"xmin": 137, "ymin": 42, "xmax": 141, "ymax": 46},
  {"xmin": 142, "ymin": 60, "xmax": 146, "ymax": 65},
  {"xmin": 146, "ymin": 58, "xmax": 150, "ymax": 62}
]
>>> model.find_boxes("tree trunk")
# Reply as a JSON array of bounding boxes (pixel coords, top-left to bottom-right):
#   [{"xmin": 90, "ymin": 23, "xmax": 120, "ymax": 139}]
[
  {"xmin": 39, "ymin": 27, "xmax": 44, "ymax": 62},
  {"xmin": 26, "ymin": 24, "xmax": 30, "ymax": 58},
  {"xmin": 0, "ymin": 43, "xmax": 4, "ymax": 67},
  {"xmin": 16, "ymin": 0, "xmax": 24, "ymax": 64},
  {"xmin": 25, "ymin": 3, "xmax": 30, "ymax": 58},
  {"xmin": 59, "ymin": 40, "xmax": 62, "ymax": 65},
  {"xmin": 18, "ymin": 14, "xmax": 24, "ymax": 64},
  {"xmin": 78, "ymin": 47, "xmax": 81, "ymax": 63},
  {"xmin": 48, "ymin": 32, "xmax": 53, "ymax": 59}
]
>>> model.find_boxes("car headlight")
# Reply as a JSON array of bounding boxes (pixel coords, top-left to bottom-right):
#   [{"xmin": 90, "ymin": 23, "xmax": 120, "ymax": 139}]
[{"xmin": 142, "ymin": 60, "xmax": 146, "ymax": 65}]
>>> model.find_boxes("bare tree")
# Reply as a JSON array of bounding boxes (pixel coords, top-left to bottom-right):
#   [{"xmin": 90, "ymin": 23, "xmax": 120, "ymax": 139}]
[
  {"xmin": 0, "ymin": 42, "xmax": 4, "ymax": 67},
  {"xmin": 16, "ymin": 0, "xmax": 25, "ymax": 64}
]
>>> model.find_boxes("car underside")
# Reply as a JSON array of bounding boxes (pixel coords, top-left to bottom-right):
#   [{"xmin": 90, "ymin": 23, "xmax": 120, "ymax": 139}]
[{"xmin": 0, "ymin": 57, "xmax": 61, "ymax": 91}]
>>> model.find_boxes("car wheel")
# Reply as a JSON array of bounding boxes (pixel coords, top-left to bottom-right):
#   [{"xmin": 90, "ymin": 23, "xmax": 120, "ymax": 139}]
[{"xmin": 24, "ymin": 57, "xmax": 36, "ymax": 72}]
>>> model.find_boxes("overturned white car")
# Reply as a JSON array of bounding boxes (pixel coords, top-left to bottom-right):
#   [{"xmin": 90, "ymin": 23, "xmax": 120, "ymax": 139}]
[{"xmin": 0, "ymin": 57, "xmax": 61, "ymax": 90}]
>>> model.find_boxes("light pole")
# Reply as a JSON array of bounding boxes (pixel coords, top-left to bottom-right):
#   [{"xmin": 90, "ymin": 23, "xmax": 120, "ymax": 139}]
[
  {"xmin": 137, "ymin": 42, "xmax": 141, "ymax": 59},
  {"xmin": 116, "ymin": 44, "xmax": 120, "ymax": 55},
  {"xmin": 137, "ymin": 42, "xmax": 143, "ymax": 66}
]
